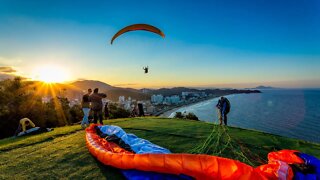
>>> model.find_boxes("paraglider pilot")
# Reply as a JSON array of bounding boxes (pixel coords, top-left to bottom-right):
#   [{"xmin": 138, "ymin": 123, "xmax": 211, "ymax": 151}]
[
  {"xmin": 216, "ymin": 97, "xmax": 231, "ymax": 125},
  {"xmin": 143, "ymin": 66, "xmax": 149, "ymax": 74}
]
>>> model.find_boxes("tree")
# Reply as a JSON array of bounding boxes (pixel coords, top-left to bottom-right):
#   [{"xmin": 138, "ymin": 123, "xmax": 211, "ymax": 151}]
[
  {"xmin": 0, "ymin": 77, "xmax": 40, "ymax": 138},
  {"xmin": 0, "ymin": 78, "xmax": 82, "ymax": 139}
]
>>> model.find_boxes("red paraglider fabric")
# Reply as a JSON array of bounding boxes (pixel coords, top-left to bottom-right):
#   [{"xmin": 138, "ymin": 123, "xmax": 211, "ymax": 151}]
[{"xmin": 110, "ymin": 24, "xmax": 165, "ymax": 44}]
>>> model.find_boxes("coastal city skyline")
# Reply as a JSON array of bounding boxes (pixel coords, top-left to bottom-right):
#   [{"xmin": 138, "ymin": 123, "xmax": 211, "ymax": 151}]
[{"xmin": 1, "ymin": 0, "xmax": 320, "ymax": 88}]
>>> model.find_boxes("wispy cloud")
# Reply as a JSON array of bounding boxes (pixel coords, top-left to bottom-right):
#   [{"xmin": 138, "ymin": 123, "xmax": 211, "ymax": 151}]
[
  {"xmin": 0, "ymin": 66, "xmax": 23, "ymax": 80},
  {"xmin": 0, "ymin": 66, "xmax": 17, "ymax": 73}
]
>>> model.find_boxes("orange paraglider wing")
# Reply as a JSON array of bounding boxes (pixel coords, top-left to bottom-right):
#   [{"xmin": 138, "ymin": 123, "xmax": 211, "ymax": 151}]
[
  {"xmin": 86, "ymin": 124, "xmax": 266, "ymax": 180},
  {"xmin": 110, "ymin": 24, "xmax": 165, "ymax": 44}
]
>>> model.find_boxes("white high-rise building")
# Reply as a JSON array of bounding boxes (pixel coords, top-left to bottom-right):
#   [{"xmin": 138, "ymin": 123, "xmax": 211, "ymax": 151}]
[
  {"xmin": 124, "ymin": 101, "xmax": 132, "ymax": 110},
  {"xmin": 151, "ymin": 94, "xmax": 164, "ymax": 104},
  {"xmin": 163, "ymin": 95, "xmax": 181, "ymax": 105},
  {"xmin": 119, "ymin": 96, "xmax": 125, "ymax": 104},
  {"xmin": 170, "ymin": 95, "xmax": 180, "ymax": 104}
]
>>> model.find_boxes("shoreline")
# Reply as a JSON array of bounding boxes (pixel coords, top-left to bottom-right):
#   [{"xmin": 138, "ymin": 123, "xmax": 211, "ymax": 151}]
[
  {"xmin": 157, "ymin": 94, "xmax": 225, "ymax": 117},
  {"xmin": 157, "ymin": 90, "xmax": 320, "ymax": 144},
  {"xmin": 155, "ymin": 90, "xmax": 261, "ymax": 117}
]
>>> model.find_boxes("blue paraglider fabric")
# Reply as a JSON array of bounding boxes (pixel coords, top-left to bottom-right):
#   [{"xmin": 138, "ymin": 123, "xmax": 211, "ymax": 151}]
[
  {"xmin": 294, "ymin": 152, "xmax": 320, "ymax": 180},
  {"xmin": 98, "ymin": 125, "xmax": 171, "ymax": 154},
  {"xmin": 121, "ymin": 170, "xmax": 193, "ymax": 180}
]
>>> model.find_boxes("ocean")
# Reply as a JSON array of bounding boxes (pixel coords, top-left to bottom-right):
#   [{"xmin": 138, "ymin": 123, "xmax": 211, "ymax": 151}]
[{"xmin": 166, "ymin": 89, "xmax": 320, "ymax": 143}]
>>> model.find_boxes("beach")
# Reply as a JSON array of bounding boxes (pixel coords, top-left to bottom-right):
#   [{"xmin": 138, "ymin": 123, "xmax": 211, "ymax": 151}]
[{"xmin": 159, "ymin": 95, "xmax": 220, "ymax": 117}]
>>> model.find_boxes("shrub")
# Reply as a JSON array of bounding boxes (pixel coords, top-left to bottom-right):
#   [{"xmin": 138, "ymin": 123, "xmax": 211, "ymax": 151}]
[
  {"xmin": 69, "ymin": 105, "xmax": 83, "ymax": 123},
  {"xmin": 185, "ymin": 112, "xmax": 199, "ymax": 121},
  {"xmin": 108, "ymin": 103, "xmax": 130, "ymax": 119},
  {"xmin": 174, "ymin": 112, "xmax": 199, "ymax": 121},
  {"xmin": 174, "ymin": 112, "xmax": 184, "ymax": 119}
]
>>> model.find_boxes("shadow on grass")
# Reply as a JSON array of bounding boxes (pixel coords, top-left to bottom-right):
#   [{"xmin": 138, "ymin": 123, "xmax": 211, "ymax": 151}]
[
  {"xmin": 93, "ymin": 157, "xmax": 126, "ymax": 180},
  {"xmin": 0, "ymin": 129, "xmax": 83, "ymax": 152},
  {"xmin": 0, "ymin": 136, "xmax": 55, "ymax": 152},
  {"xmin": 122, "ymin": 127, "xmax": 199, "ymax": 139}
]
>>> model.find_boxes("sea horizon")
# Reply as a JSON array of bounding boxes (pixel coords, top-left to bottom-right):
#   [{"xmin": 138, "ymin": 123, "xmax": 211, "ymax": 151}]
[{"xmin": 163, "ymin": 89, "xmax": 320, "ymax": 143}]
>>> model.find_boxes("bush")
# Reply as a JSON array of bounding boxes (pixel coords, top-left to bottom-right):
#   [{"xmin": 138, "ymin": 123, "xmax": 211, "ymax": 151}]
[
  {"xmin": 185, "ymin": 113, "xmax": 199, "ymax": 121},
  {"xmin": 69, "ymin": 105, "xmax": 83, "ymax": 123},
  {"xmin": 174, "ymin": 112, "xmax": 184, "ymax": 119},
  {"xmin": 174, "ymin": 112, "xmax": 199, "ymax": 121},
  {"xmin": 108, "ymin": 103, "xmax": 130, "ymax": 119}
]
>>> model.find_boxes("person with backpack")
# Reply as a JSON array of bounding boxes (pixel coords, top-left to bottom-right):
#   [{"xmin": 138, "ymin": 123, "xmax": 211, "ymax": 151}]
[
  {"xmin": 81, "ymin": 88, "xmax": 92, "ymax": 128},
  {"xmin": 216, "ymin": 96, "xmax": 231, "ymax": 125},
  {"xmin": 89, "ymin": 88, "xmax": 107, "ymax": 124}
]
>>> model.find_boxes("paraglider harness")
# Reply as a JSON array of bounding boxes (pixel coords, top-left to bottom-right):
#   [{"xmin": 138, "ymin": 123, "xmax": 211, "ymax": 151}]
[
  {"xmin": 217, "ymin": 97, "xmax": 231, "ymax": 114},
  {"xmin": 224, "ymin": 98, "xmax": 231, "ymax": 114}
]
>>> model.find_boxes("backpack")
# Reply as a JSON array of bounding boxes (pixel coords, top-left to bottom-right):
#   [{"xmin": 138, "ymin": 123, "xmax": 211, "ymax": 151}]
[{"xmin": 225, "ymin": 98, "xmax": 231, "ymax": 113}]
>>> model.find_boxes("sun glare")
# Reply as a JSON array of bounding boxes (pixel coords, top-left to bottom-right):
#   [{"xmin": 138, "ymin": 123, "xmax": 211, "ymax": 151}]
[{"xmin": 34, "ymin": 65, "xmax": 70, "ymax": 83}]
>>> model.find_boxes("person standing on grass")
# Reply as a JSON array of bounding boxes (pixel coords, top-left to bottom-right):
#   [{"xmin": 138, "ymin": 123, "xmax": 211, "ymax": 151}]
[
  {"xmin": 216, "ymin": 98, "xmax": 223, "ymax": 124},
  {"xmin": 89, "ymin": 88, "xmax": 107, "ymax": 124},
  {"xmin": 216, "ymin": 97, "xmax": 231, "ymax": 125},
  {"xmin": 138, "ymin": 103, "xmax": 145, "ymax": 117},
  {"xmin": 81, "ymin": 88, "xmax": 92, "ymax": 128},
  {"xmin": 130, "ymin": 103, "xmax": 138, "ymax": 117}
]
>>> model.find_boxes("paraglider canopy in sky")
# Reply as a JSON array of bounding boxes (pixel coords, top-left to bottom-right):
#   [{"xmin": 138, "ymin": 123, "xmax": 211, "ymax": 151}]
[{"xmin": 110, "ymin": 24, "xmax": 165, "ymax": 44}]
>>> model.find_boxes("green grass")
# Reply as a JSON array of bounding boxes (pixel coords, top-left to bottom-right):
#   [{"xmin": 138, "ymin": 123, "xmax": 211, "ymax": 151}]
[{"xmin": 0, "ymin": 117, "xmax": 319, "ymax": 179}]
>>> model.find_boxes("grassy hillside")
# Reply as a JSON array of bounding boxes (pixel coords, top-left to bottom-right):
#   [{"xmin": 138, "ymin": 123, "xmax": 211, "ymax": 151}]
[{"xmin": 1, "ymin": 117, "xmax": 319, "ymax": 179}]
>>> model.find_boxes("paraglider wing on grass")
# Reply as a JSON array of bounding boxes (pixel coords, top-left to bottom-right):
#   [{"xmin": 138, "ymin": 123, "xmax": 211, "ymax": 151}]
[
  {"xmin": 86, "ymin": 124, "xmax": 265, "ymax": 179},
  {"xmin": 110, "ymin": 24, "xmax": 165, "ymax": 44},
  {"xmin": 86, "ymin": 124, "xmax": 320, "ymax": 179}
]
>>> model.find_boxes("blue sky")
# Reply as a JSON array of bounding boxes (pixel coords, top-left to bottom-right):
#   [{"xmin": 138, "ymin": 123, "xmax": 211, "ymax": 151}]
[{"xmin": 0, "ymin": 0, "xmax": 319, "ymax": 88}]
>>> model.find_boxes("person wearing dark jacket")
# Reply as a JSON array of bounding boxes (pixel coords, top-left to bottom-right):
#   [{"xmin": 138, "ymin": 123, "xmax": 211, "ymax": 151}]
[
  {"xmin": 216, "ymin": 97, "xmax": 230, "ymax": 125},
  {"xmin": 89, "ymin": 88, "xmax": 107, "ymax": 124},
  {"xmin": 138, "ymin": 103, "xmax": 145, "ymax": 117}
]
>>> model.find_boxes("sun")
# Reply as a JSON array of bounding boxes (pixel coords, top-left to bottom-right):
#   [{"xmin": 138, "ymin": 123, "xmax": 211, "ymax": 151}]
[{"xmin": 33, "ymin": 65, "xmax": 70, "ymax": 83}]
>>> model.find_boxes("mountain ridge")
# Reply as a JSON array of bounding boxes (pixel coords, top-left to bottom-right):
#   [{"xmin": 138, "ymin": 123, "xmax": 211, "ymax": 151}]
[{"xmin": 26, "ymin": 80, "xmax": 261, "ymax": 101}]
